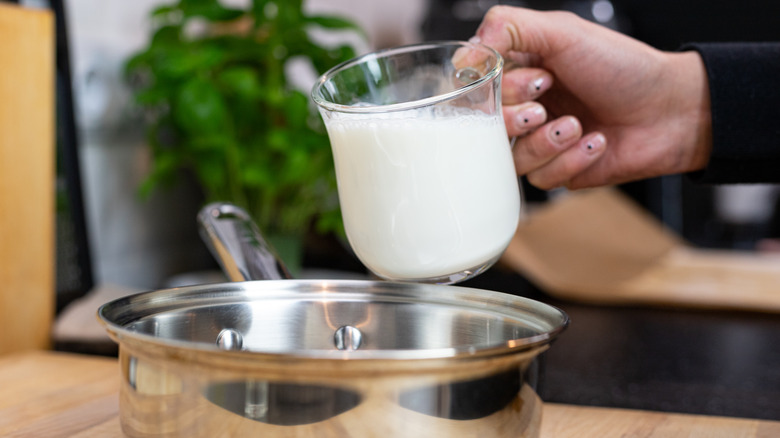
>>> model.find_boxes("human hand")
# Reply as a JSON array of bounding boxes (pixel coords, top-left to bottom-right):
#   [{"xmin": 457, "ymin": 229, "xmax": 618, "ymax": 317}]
[{"xmin": 474, "ymin": 6, "xmax": 712, "ymax": 189}]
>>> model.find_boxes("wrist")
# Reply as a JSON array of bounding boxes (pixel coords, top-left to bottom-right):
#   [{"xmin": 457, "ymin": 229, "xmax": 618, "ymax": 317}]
[{"xmin": 664, "ymin": 50, "xmax": 713, "ymax": 174}]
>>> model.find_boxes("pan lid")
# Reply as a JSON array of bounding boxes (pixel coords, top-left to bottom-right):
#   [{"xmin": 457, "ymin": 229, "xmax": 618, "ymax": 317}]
[{"xmin": 98, "ymin": 279, "xmax": 568, "ymax": 361}]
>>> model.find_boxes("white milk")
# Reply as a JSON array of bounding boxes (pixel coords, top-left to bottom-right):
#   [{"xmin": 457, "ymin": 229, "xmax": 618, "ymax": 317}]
[{"xmin": 327, "ymin": 109, "xmax": 521, "ymax": 280}]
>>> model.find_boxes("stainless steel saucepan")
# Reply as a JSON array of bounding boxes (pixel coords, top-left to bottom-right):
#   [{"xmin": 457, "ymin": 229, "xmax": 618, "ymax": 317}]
[{"xmin": 98, "ymin": 203, "xmax": 568, "ymax": 437}]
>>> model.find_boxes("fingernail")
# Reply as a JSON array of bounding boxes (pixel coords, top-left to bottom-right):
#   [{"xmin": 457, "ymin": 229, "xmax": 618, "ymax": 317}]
[
  {"xmin": 549, "ymin": 117, "xmax": 580, "ymax": 145},
  {"xmin": 468, "ymin": 35, "xmax": 482, "ymax": 44},
  {"xmin": 529, "ymin": 73, "xmax": 552, "ymax": 99},
  {"xmin": 585, "ymin": 133, "xmax": 606, "ymax": 154},
  {"xmin": 515, "ymin": 103, "xmax": 546, "ymax": 129}
]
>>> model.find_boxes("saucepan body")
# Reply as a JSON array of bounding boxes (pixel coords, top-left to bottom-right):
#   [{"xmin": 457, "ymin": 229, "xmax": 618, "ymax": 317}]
[{"xmin": 99, "ymin": 279, "xmax": 567, "ymax": 437}]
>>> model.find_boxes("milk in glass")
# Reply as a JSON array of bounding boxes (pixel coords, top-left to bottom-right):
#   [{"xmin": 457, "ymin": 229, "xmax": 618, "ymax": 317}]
[{"xmin": 327, "ymin": 108, "xmax": 521, "ymax": 280}]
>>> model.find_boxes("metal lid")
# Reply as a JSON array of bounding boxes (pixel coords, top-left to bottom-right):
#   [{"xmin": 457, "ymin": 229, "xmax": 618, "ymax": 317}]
[{"xmin": 99, "ymin": 279, "xmax": 568, "ymax": 361}]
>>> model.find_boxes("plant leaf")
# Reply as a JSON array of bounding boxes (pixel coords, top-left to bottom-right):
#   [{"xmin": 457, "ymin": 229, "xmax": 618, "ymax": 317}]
[
  {"xmin": 242, "ymin": 164, "xmax": 273, "ymax": 187},
  {"xmin": 150, "ymin": 24, "xmax": 183, "ymax": 46},
  {"xmin": 192, "ymin": 151, "xmax": 227, "ymax": 193},
  {"xmin": 217, "ymin": 67, "xmax": 263, "ymax": 100},
  {"xmin": 174, "ymin": 77, "xmax": 229, "ymax": 135}
]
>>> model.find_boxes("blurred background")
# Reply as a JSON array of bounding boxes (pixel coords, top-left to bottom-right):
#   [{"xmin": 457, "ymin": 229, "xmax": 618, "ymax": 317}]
[{"xmin": 9, "ymin": 0, "xmax": 780, "ymax": 319}]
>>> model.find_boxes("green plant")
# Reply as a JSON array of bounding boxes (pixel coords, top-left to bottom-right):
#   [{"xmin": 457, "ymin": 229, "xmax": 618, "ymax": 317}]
[{"xmin": 125, "ymin": 0, "xmax": 363, "ymax": 244}]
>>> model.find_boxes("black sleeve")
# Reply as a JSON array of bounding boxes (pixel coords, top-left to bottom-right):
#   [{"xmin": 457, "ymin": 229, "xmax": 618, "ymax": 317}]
[{"xmin": 681, "ymin": 42, "xmax": 780, "ymax": 184}]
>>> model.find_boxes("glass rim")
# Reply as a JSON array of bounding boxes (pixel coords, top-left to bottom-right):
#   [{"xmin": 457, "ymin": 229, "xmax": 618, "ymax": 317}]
[{"xmin": 310, "ymin": 40, "xmax": 504, "ymax": 114}]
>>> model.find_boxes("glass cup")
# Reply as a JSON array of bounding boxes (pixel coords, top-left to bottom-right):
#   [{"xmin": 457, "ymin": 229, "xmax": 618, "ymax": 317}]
[{"xmin": 312, "ymin": 41, "xmax": 522, "ymax": 284}]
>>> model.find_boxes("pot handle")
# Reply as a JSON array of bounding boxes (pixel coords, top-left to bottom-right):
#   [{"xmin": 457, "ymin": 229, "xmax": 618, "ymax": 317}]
[{"xmin": 197, "ymin": 202, "xmax": 293, "ymax": 281}]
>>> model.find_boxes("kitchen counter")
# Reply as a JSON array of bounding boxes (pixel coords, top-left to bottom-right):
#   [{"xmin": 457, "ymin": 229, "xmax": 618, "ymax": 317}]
[
  {"xmin": 462, "ymin": 269, "xmax": 780, "ymax": 421},
  {"xmin": 2, "ymin": 350, "xmax": 778, "ymax": 437}
]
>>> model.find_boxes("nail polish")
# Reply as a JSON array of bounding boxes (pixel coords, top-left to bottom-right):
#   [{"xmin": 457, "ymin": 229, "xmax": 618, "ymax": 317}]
[
  {"xmin": 585, "ymin": 133, "xmax": 606, "ymax": 154},
  {"xmin": 516, "ymin": 104, "xmax": 546, "ymax": 128},
  {"xmin": 549, "ymin": 117, "xmax": 579, "ymax": 144},
  {"xmin": 529, "ymin": 76, "xmax": 550, "ymax": 98}
]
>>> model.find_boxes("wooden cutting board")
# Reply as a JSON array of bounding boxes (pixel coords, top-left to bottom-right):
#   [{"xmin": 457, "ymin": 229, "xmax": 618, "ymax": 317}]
[
  {"xmin": 501, "ymin": 188, "xmax": 780, "ymax": 313},
  {"xmin": 1, "ymin": 351, "xmax": 779, "ymax": 437}
]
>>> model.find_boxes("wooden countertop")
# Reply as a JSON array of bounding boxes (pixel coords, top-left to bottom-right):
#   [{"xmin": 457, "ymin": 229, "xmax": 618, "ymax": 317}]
[{"xmin": 2, "ymin": 351, "xmax": 779, "ymax": 437}]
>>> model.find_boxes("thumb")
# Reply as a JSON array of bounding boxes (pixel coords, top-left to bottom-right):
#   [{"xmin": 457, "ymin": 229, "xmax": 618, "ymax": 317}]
[{"xmin": 474, "ymin": 6, "xmax": 578, "ymax": 60}]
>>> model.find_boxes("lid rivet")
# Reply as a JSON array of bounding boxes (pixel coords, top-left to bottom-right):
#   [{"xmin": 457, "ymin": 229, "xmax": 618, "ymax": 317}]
[
  {"xmin": 216, "ymin": 328, "xmax": 244, "ymax": 351},
  {"xmin": 334, "ymin": 325, "xmax": 362, "ymax": 351}
]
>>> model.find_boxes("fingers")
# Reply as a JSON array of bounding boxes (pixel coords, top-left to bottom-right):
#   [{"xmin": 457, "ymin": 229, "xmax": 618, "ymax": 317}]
[
  {"xmin": 528, "ymin": 132, "xmax": 607, "ymax": 189},
  {"xmin": 504, "ymin": 102, "xmax": 546, "ymax": 137},
  {"xmin": 513, "ymin": 116, "xmax": 582, "ymax": 175},
  {"xmin": 500, "ymin": 68, "xmax": 553, "ymax": 137},
  {"xmin": 512, "ymin": 116, "xmax": 607, "ymax": 189}
]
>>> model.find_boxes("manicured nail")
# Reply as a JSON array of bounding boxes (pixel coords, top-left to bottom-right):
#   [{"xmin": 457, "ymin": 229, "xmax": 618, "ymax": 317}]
[
  {"xmin": 515, "ymin": 103, "xmax": 546, "ymax": 129},
  {"xmin": 468, "ymin": 36, "xmax": 482, "ymax": 44},
  {"xmin": 529, "ymin": 74, "xmax": 552, "ymax": 99},
  {"xmin": 549, "ymin": 117, "xmax": 579, "ymax": 145},
  {"xmin": 585, "ymin": 133, "xmax": 606, "ymax": 154}
]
